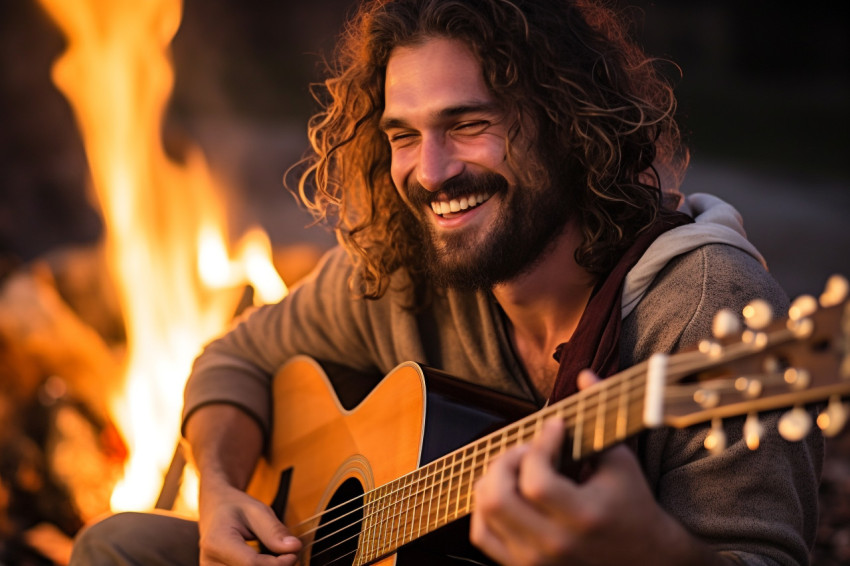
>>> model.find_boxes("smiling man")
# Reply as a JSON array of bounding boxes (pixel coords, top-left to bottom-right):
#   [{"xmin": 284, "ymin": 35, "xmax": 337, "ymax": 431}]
[{"xmin": 70, "ymin": 1, "xmax": 822, "ymax": 565}]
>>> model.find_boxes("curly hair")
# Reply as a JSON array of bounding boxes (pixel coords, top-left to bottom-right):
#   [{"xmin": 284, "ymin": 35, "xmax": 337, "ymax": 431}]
[{"xmin": 292, "ymin": 0, "xmax": 688, "ymax": 299}]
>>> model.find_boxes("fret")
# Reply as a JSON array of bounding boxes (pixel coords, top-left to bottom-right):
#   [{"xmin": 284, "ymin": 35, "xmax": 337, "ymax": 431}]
[
  {"xmin": 443, "ymin": 451, "xmax": 455, "ymax": 528},
  {"xmin": 616, "ymin": 375, "xmax": 630, "ymax": 440},
  {"xmin": 388, "ymin": 475, "xmax": 409, "ymax": 552},
  {"xmin": 379, "ymin": 480, "xmax": 393, "ymax": 556},
  {"xmin": 411, "ymin": 465, "xmax": 426, "ymax": 542},
  {"xmin": 425, "ymin": 460, "xmax": 440, "ymax": 532},
  {"xmin": 461, "ymin": 444, "xmax": 476, "ymax": 515},
  {"xmin": 401, "ymin": 472, "xmax": 413, "ymax": 546},
  {"xmin": 424, "ymin": 459, "xmax": 437, "ymax": 534},
  {"xmin": 360, "ymin": 489, "xmax": 376, "ymax": 562},
  {"xmin": 470, "ymin": 439, "xmax": 486, "ymax": 510},
  {"xmin": 451, "ymin": 450, "xmax": 465, "ymax": 522},
  {"xmin": 376, "ymin": 482, "xmax": 391, "ymax": 557},
  {"xmin": 495, "ymin": 429, "xmax": 506, "ymax": 461},
  {"xmin": 366, "ymin": 483, "xmax": 383, "ymax": 560},
  {"xmin": 381, "ymin": 480, "xmax": 395, "ymax": 556},
  {"xmin": 572, "ymin": 395, "xmax": 585, "ymax": 461},
  {"xmin": 593, "ymin": 386, "xmax": 607, "ymax": 451},
  {"xmin": 433, "ymin": 455, "xmax": 447, "ymax": 531}
]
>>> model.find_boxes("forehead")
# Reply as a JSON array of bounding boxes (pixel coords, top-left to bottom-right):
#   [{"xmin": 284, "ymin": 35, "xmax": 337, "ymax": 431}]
[{"xmin": 383, "ymin": 37, "xmax": 494, "ymax": 121}]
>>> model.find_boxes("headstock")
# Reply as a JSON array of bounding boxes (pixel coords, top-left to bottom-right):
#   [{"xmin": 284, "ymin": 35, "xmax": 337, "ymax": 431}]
[{"xmin": 660, "ymin": 275, "xmax": 850, "ymax": 454}]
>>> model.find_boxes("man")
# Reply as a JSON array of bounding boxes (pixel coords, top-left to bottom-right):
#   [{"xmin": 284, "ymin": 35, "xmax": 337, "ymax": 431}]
[{"xmin": 70, "ymin": 1, "xmax": 822, "ymax": 565}]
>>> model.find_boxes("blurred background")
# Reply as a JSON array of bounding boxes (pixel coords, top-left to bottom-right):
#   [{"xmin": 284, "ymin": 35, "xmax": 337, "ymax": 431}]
[{"xmin": 0, "ymin": 1, "xmax": 847, "ymax": 564}]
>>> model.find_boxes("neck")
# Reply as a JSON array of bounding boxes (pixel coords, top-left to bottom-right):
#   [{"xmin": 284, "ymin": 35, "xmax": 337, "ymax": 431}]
[{"xmin": 492, "ymin": 222, "xmax": 595, "ymax": 391}]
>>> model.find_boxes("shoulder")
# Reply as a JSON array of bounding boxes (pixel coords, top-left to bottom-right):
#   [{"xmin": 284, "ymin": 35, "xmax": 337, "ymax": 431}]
[{"xmin": 621, "ymin": 243, "xmax": 789, "ymax": 365}]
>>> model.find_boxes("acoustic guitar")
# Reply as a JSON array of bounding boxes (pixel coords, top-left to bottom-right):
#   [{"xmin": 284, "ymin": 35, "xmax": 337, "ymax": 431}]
[{"xmin": 247, "ymin": 276, "xmax": 850, "ymax": 565}]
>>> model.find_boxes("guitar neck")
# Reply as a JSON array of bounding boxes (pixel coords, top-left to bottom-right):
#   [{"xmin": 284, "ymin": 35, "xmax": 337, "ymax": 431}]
[{"xmin": 355, "ymin": 363, "xmax": 651, "ymax": 563}]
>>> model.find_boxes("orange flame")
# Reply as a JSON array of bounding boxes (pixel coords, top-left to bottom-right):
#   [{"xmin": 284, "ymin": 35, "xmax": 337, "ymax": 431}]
[{"xmin": 37, "ymin": 0, "xmax": 287, "ymax": 512}]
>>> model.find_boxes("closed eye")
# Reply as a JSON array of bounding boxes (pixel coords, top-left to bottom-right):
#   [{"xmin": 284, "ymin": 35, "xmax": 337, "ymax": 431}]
[
  {"xmin": 454, "ymin": 121, "xmax": 490, "ymax": 135},
  {"xmin": 386, "ymin": 131, "xmax": 419, "ymax": 147}
]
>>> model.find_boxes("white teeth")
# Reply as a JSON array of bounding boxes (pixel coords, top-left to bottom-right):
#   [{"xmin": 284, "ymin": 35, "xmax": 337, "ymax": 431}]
[{"xmin": 431, "ymin": 192, "xmax": 492, "ymax": 216}]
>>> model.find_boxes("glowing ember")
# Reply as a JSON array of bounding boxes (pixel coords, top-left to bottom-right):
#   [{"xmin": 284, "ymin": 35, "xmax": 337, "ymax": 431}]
[{"xmin": 36, "ymin": 0, "xmax": 287, "ymax": 513}]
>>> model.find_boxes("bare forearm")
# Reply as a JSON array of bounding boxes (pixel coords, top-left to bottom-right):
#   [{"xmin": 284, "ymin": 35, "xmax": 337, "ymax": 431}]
[{"xmin": 184, "ymin": 403, "xmax": 263, "ymax": 490}]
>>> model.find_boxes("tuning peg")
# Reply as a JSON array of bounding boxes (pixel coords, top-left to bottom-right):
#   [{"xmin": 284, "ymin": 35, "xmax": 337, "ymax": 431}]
[
  {"xmin": 788, "ymin": 294, "xmax": 818, "ymax": 321},
  {"xmin": 744, "ymin": 413, "xmax": 764, "ymax": 451},
  {"xmin": 820, "ymin": 274, "xmax": 849, "ymax": 307},
  {"xmin": 778, "ymin": 406, "xmax": 813, "ymax": 442},
  {"xmin": 743, "ymin": 299, "xmax": 772, "ymax": 330},
  {"xmin": 735, "ymin": 377, "xmax": 763, "ymax": 399},
  {"xmin": 712, "ymin": 308, "xmax": 741, "ymax": 340},
  {"xmin": 704, "ymin": 418, "xmax": 727, "ymax": 455},
  {"xmin": 817, "ymin": 395, "xmax": 849, "ymax": 437},
  {"xmin": 783, "ymin": 368, "xmax": 811, "ymax": 390}
]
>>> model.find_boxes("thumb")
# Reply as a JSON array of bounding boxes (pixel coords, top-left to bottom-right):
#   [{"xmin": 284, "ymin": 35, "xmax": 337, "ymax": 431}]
[{"xmin": 245, "ymin": 506, "xmax": 302, "ymax": 556}]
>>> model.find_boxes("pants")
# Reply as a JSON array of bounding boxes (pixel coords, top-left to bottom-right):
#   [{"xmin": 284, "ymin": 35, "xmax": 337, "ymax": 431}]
[{"xmin": 69, "ymin": 512, "xmax": 200, "ymax": 566}]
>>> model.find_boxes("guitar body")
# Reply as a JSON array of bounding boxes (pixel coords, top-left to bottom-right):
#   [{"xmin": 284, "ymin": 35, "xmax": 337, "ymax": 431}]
[{"xmin": 248, "ymin": 356, "xmax": 536, "ymax": 565}]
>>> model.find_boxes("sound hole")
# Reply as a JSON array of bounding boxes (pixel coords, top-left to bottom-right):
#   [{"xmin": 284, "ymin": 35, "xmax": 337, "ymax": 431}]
[{"xmin": 310, "ymin": 477, "xmax": 364, "ymax": 566}]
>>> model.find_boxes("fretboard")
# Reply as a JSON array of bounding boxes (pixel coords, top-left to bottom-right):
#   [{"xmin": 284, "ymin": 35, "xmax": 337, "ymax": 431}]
[{"xmin": 353, "ymin": 362, "xmax": 651, "ymax": 564}]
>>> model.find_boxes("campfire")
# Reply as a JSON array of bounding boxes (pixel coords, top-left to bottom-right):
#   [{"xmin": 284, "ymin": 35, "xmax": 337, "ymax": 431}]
[{"xmin": 0, "ymin": 0, "xmax": 323, "ymax": 563}]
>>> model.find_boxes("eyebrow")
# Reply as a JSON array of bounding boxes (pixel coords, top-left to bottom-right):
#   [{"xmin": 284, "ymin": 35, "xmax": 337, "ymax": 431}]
[{"xmin": 378, "ymin": 101, "xmax": 500, "ymax": 132}]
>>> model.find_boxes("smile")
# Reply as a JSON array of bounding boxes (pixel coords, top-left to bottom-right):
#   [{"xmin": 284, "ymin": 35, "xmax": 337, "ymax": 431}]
[{"xmin": 429, "ymin": 192, "xmax": 493, "ymax": 217}]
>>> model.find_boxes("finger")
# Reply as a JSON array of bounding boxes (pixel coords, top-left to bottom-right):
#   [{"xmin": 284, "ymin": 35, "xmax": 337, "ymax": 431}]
[
  {"xmin": 576, "ymin": 369, "xmax": 600, "ymax": 391},
  {"xmin": 474, "ymin": 429, "xmax": 578, "ymax": 565},
  {"xmin": 473, "ymin": 446, "xmax": 545, "ymax": 551},
  {"xmin": 469, "ymin": 508, "xmax": 513, "ymax": 565},
  {"xmin": 202, "ymin": 505, "xmax": 301, "ymax": 566},
  {"xmin": 591, "ymin": 443, "xmax": 645, "ymax": 486},
  {"xmin": 202, "ymin": 534, "xmax": 299, "ymax": 566},
  {"xmin": 243, "ymin": 505, "xmax": 302, "ymax": 557},
  {"xmin": 518, "ymin": 417, "xmax": 577, "ymax": 514}
]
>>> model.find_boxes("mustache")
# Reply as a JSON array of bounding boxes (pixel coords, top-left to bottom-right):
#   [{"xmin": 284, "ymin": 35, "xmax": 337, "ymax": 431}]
[{"xmin": 406, "ymin": 172, "xmax": 509, "ymax": 209}]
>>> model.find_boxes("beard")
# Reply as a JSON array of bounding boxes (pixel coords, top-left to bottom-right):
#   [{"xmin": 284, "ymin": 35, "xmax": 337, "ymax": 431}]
[{"xmin": 405, "ymin": 171, "xmax": 573, "ymax": 291}]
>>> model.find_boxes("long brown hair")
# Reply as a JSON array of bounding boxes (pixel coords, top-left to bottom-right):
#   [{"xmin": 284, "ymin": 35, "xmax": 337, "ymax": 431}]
[{"xmin": 291, "ymin": 0, "xmax": 688, "ymax": 298}]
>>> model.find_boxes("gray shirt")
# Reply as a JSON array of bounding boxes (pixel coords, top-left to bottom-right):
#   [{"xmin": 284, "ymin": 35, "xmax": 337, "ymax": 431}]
[{"xmin": 183, "ymin": 242, "xmax": 821, "ymax": 566}]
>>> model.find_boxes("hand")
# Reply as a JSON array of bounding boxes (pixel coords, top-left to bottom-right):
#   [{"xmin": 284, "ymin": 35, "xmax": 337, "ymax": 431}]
[
  {"xmin": 185, "ymin": 404, "xmax": 302, "ymax": 565},
  {"xmin": 469, "ymin": 370, "xmax": 718, "ymax": 566},
  {"xmin": 198, "ymin": 476, "xmax": 302, "ymax": 565}
]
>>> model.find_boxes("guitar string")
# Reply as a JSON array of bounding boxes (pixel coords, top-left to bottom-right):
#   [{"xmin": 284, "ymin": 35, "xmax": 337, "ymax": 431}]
[
  {"xmin": 293, "ymin": 348, "xmax": 727, "ymax": 557},
  {"xmin": 292, "ymin": 364, "xmax": 654, "ymax": 557},
  {"xmin": 306, "ymin": 539, "xmax": 358, "ymax": 565},
  {"xmin": 398, "ymin": 341, "xmax": 795, "ymax": 527},
  {"xmin": 297, "ymin": 369, "xmax": 645, "ymax": 540},
  {"xmin": 297, "ymin": 366, "xmax": 653, "ymax": 557},
  {"xmin": 293, "ymin": 346, "xmax": 738, "ymax": 558},
  {"xmin": 286, "ymin": 323, "xmax": 832, "ymax": 561},
  {"xmin": 296, "ymin": 397, "xmax": 648, "ymax": 563}
]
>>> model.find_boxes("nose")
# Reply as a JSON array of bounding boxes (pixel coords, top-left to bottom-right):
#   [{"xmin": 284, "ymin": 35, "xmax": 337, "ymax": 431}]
[{"xmin": 416, "ymin": 134, "xmax": 463, "ymax": 192}]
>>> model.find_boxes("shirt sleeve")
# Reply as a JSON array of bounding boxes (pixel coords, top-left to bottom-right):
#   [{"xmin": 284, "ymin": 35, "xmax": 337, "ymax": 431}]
[
  {"xmin": 622, "ymin": 243, "xmax": 823, "ymax": 566},
  {"xmin": 181, "ymin": 246, "xmax": 398, "ymax": 438}
]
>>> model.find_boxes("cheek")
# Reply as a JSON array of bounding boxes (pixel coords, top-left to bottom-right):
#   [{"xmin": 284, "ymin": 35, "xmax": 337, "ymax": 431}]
[
  {"xmin": 467, "ymin": 136, "xmax": 512, "ymax": 176},
  {"xmin": 389, "ymin": 150, "xmax": 414, "ymax": 193}
]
